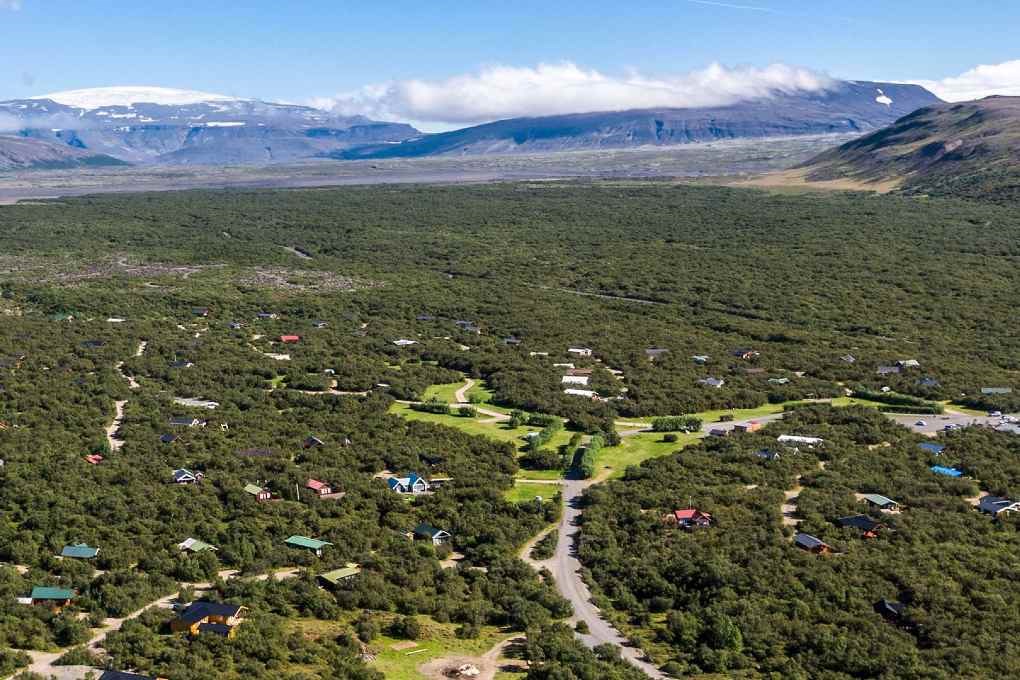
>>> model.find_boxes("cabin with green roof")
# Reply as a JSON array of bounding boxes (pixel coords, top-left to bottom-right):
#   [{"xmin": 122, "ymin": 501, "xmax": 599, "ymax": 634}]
[
  {"xmin": 243, "ymin": 483, "xmax": 271, "ymax": 501},
  {"xmin": 30, "ymin": 586, "xmax": 75, "ymax": 610},
  {"xmin": 285, "ymin": 535, "xmax": 332, "ymax": 557},
  {"xmin": 318, "ymin": 563, "xmax": 362, "ymax": 588}
]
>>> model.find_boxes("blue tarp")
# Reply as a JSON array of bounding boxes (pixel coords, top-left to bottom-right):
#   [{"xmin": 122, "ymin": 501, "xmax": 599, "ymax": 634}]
[{"xmin": 931, "ymin": 465, "xmax": 962, "ymax": 477}]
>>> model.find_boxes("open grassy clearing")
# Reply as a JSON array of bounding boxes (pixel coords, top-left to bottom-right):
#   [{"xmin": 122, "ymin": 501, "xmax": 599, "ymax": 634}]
[
  {"xmin": 596, "ymin": 431, "xmax": 702, "ymax": 479},
  {"xmin": 286, "ymin": 616, "xmax": 513, "ymax": 680},
  {"xmin": 505, "ymin": 481, "xmax": 559, "ymax": 503}
]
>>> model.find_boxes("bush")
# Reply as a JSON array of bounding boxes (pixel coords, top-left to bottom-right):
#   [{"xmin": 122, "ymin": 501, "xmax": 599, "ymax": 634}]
[
  {"xmin": 651, "ymin": 416, "xmax": 703, "ymax": 433},
  {"xmin": 575, "ymin": 620, "xmax": 590, "ymax": 634},
  {"xmin": 391, "ymin": 615, "xmax": 422, "ymax": 640},
  {"xmin": 457, "ymin": 405, "xmax": 477, "ymax": 418},
  {"xmin": 663, "ymin": 433, "xmax": 678, "ymax": 443},
  {"xmin": 413, "ymin": 398, "xmax": 450, "ymax": 415},
  {"xmin": 531, "ymin": 531, "xmax": 558, "ymax": 560}
]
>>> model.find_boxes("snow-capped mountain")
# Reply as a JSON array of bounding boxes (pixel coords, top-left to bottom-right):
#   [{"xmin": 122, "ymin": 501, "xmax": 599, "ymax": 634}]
[{"xmin": 0, "ymin": 86, "xmax": 419, "ymax": 165}]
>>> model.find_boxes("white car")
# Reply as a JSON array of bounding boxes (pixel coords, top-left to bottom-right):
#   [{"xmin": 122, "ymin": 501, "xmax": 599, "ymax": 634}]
[{"xmin": 915, "ymin": 420, "xmax": 927, "ymax": 427}]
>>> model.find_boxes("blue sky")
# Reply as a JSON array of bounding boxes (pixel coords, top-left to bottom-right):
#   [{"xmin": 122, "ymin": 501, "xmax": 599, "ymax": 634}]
[{"xmin": 2, "ymin": 1, "xmax": 1019, "ymax": 127}]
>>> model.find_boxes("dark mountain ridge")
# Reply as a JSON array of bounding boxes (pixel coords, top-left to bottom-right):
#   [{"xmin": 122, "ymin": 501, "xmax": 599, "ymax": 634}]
[{"xmin": 338, "ymin": 80, "xmax": 941, "ymax": 160}]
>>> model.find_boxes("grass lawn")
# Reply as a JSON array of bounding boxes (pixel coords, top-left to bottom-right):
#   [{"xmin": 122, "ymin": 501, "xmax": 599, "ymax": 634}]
[
  {"xmin": 389, "ymin": 402, "xmax": 573, "ymax": 453},
  {"xmin": 505, "ymin": 481, "xmax": 559, "ymax": 503},
  {"xmin": 267, "ymin": 374, "xmax": 286, "ymax": 389},
  {"xmin": 422, "ymin": 381, "xmax": 465, "ymax": 403},
  {"xmin": 516, "ymin": 468, "xmax": 566, "ymax": 481},
  {"xmin": 286, "ymin": 616, "xmax": 512, "ymax": 680},
  {"xmin": 597, "ymin": 431, "xmax": 700, "ymax": 478}
]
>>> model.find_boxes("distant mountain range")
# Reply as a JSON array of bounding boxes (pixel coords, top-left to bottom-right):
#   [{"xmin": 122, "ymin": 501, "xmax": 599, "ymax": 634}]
[
  {"xmin": 0, "ymin": 87, "xmax": 418, "ymax": 167},
  {"xmin": 798, "ymin": 96, "xmax": 1020, "ymax": 203},
  {"xmin": 0, "ymin": 81, "xmax": 943, "ymax": 169},
  {"xmin": 339, "ymin": 80, "xmax": 941, "ymax": 160}
]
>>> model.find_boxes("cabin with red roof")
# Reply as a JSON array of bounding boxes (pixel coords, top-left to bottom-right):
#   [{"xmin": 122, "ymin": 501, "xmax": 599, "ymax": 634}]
[
  {"xmin": 667, "ymin": 507, "xmax": 713, "ymax": 529},
  {"xmin": 84, "ymin": 454, "xmax": 104, "ymax": 465},
  {"xmin": 280, "ymin": 335, "xmax": 301, "ymax": 344},
  {"xmin": 306, "ymin": 479, "xmax": 333, "ymax": 496}
]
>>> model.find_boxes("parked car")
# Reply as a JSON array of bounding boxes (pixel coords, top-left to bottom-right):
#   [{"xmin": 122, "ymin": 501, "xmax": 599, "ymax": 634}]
[{"xmin": 915, "ymin": 420, "xmax": 927, "ymax": 426}]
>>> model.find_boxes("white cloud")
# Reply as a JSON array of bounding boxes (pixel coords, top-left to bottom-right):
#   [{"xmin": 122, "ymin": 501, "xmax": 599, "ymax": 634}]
[
  {"xmin": 0, "ymin": 1, "xmax": 22, "ymax": 10},
  {"xmin": 910, "ymin": 60, "xmax": 1020, "ymax": 102},
  {"xmin": 313, "ymin": 61, "xmax": 834, "ymax": 128}
]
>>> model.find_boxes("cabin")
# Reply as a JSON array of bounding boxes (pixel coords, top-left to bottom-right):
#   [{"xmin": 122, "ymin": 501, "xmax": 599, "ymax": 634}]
[
  {"xmin": 312, "ymin": 320, "xmax": 329, "ymax": 329},
  {"xmin": 100, "ymin": 670, "xmax": 168, "ymax": 680},
  {"xmin": 917, "ymin": 377, "xmax": 940, "ymax": 387},
  {"xmin": 768, "ymin": 377, "xmax": 790, "ymax": 385},
  {"xmin": 874, "ymin": 599, "xmax": 906, "ymax": 622},
  {"xmin": 318, "ymin": 563, "xmax": 362, "ymax": 589},
  {"xmin": 860, "ymin": 494, "xmax": 899, "ymax": 511},
  {"xmin": 931, "ymin": 465, "xmax": 963, "ymax": 478},
  {"xmin": 60, "ymin": 543, "xmax": 100, "ymax": 559},
  {"xmin": 671, "ymin": 508, "xmax": 713, "ymax": 529},
  {"xmin": 169, "ymin": 416, "xmax": 205, "ymax": 428},
  {"xmin": 81, "ymin": 340, "xmax": 106, "ymax": 349},
  {"xmin": 388, "ymin": 473, "xmax": 430, "ymax": 494},
  {"xmin": 732, "ymin": 349, "xmax": 760, "ymax": 360},
  {"xmin": 698, "ymin": 377, "xmax": 725, "ymax": 389},
  {"xmin": 561, "ymin": 375, "xmax": 590, "ymax": 386},
  {"xmin": 454, "ymin": 320, "xmax": 481, "ymax": 334},
  {"xmin": 244, "ymin": 484, "xmax": 271, "ymax": 502},
  {"xmin": 755, "ymin": 449, "xmax": 781, "ymax": 461},
  {"xmin": 840, "ymin": 354, "xmax": 856, "ymax": 364},
  {"xmin": 171, "ymin": 601, "xmax": 246, "ymax": 638},
  {"xmin": 29, "ymin": 586, "xmax": 75, "ymax": 611},
  {"xmin": 303, "ymin": 436, "xmax": 324, "ymax": 449},
  {"xmin": 84, "ymin": 454, "xmax": 104, "ymax": 465},
  {"xmin": 172, "ymin": 468, "xmax": 203, "ymax": 485},
  {"xmin": 836, "ymin": 515, "xmax": 884, "ymax": 538},
  {"xmin": 794, "ymin": 533, "xmax": 832, "ymax": 554},
  {"xmin": 778, "ymin": 434, "xmax": 824, "ymax": 447},
  {"xmin": 229, "ymin": 322, "xmax": 243, "ymax": 330},
  {"xmin": 413, "ymin": 523, "xmax": 452, "ymax": 546},
  {"xmin": 177, "ymin": 538, "xmax": 218, "ymax": 553},
  {"xmin": 192, "ymin": 307, "xmax": 210, "ymax": 317},
  {"xmin": 877, "ymin": 366, "xmax": 901, "ymax": 375},
  {"xmin": 645, "ymin": 348, "xmax": 669, "ymax": 361},
  {"xmin": 919, "ymin": 442, "xmax": 945, "ymax": 455},
  {"xmin": 709, "ymin": 428, "xmax": 729, "ymax": 438},
  {"xmin": 168, "ymin": 360, "xmax": 194, "ymax": 369},
  {"xmin": 393, "ymin": 339, "xmax": 418, "ymax": 346},
  {"xmin": 257, "ymin": 312, "xmax": 278, "ymax": 320},
  {"xmin": 285, "ymin": 535, "xmax": 332, "ymax": 557},
  {"xmin": 564, "ymin": 388, "xmax": 600, "ymax": 399},
  {"xmin": 160, "ymin": 433, "xmax": 178, "ymax": 445},
  {"xmin": 977, "ymin": 495, "xmax": 1020, "ymax": 517},
  {"xmin": 691, "ymin": 355, "xmax": 710, "ymax": 364},
  {"xmin": 733, "ymin": 421, "xmax": 762, "ymax": 434},
  {"xmin": 897, "ymin": 359, "xmax": 920, "ymax": 369},
  {"xmin": 280, "ymin": 335, "xmax": 301, "ymax": 343},
  {"xmin": 503, "ymin": 335, "xmax": 522, "ymax": 346},
  {"xmin": 306, "ymin": 478, "xmax": 334, "ymax": 496},
  {"xmin": 981, "ymin": 387, "xmax": 1013, "ymax": 395},
  {"xmin": 567, "ymin": 347, "xmax": 593, "ymax": 357},
  {"xmin": 173, "ymin": 397, "xmax": 219, "ymax": 410}
]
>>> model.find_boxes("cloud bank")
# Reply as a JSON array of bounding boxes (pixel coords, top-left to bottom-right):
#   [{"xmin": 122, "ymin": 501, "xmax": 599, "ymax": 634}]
[
  {"xmin": 911, "ymin": 60, "xmax": 1020, "ymax": 102},
  {"xmin": 312, "ymin": 62, "xmax": 834, "ymax": 128}
]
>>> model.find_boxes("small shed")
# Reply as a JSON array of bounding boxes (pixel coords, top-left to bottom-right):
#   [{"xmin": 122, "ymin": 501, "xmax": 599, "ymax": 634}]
[
  {"xmin": 285, "ymin": 535, "xmax": 332, "ymax": 557},
  {"xmin": 318, "ymin": 563, "xmax": 362, "ymax": 588},
  {"xmin": 794, "ymin": 533, "xmax": 832, "ymax": 554},
  {"xmin": 61, "ymin": 543, "xmax": 100, "ymax": 559}
]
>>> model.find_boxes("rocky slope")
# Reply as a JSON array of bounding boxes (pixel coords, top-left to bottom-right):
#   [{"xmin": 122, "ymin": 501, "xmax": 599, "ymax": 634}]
[
  {"xmin": 799, "ymin": 96, "xmax": 1020, "ymax": 203},
  {"xmin": 0, "ymin": 135, "xmax": 127, "ymax": 170}
]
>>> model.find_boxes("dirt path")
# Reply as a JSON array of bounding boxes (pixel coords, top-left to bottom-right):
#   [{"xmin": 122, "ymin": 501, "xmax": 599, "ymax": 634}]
[
  {"xmin": 781, "ymin": 475, "xmax": 804, "ymax": 527},
  {"xmin": 134, "ymin": 340, "xmax": 147, "ymax": 357},
  {"xmin": 417, "ymin": 635, "xmax": 526, "ymax": 680},
  {"xmin": 106, "ymin": 400, "xmax": 128, "ymax": 452},
  {"xmin": 454, "ymin": 377, "xmax": 476, "ymax": 404}
]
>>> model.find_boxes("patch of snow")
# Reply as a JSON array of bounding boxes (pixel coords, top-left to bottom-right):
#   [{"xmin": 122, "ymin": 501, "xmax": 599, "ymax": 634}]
[
  {"xmin": 31, "ymin": 86, "xmax": 241, "ymax": 110},
  {"xmin": 205, "ymin": 121, "xmax": 245, "ymax": 127},
  {"xmin": 109, "ymin": 112, "xmax": 138, "ymax": 119},
  {"xmin": 875, "ymin": 88, "xmax": 893, "ymax": 106}
]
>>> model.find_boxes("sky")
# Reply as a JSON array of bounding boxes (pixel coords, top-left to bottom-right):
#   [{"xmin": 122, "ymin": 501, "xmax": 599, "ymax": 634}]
[{"xmin": 2, "ymin": 0, "xmax": 1020, "ymax": 129}]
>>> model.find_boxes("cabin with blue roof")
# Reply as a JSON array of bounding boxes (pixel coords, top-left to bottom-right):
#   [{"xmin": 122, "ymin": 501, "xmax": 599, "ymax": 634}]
[
  {"xmin": 919, "ymin": 442, "xmax": 945, "ymax": 455},
  {"xmin": 388, "ymin": 473, "xmax": 430, "ymax": 495}
]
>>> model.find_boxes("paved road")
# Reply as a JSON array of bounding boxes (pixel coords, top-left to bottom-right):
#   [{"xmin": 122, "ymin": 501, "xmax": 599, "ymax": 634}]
[{"xmin": 539, "ymin": 476, "xmax": 667, "ymax": 678}]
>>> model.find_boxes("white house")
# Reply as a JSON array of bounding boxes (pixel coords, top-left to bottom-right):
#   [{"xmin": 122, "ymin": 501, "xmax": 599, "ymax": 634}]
[
  {"xmin": 393, "ymin": 339, "xmax": 418, "ymax": 347},
  {"xmin": 388, "ymin": 473, "xmax": 430, "ymax": 494},
  {"xmin": 978, "ymin": 496, "xmax": 1020, "ymax": 517},
  {"xmin": 778, "ymin": 435, "xmax": 824, "ymax": 447},
  {"xmin": 567, "ymin": 347, "xmax": 593, "ymax": 357},
  {"xmin": 564, "ymin": 388, "xmax": 599, "ymax": 399},
  {"xmin": 561, "ymin": 375, "xmax": 590, "ymax": 386}
]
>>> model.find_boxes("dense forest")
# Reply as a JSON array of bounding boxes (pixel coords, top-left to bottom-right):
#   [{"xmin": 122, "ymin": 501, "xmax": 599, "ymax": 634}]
[
  {"xmin": 579, "ymin": 405, "xmax": 1020, "ymax": 678},
  {"xmin": 0, "ymin": 181, "xmax": 1018, "ymax": 678}
]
